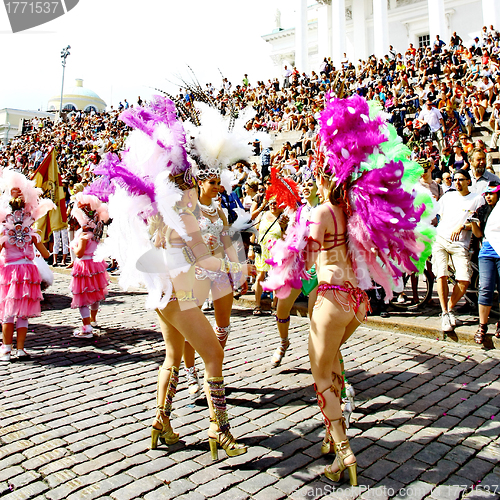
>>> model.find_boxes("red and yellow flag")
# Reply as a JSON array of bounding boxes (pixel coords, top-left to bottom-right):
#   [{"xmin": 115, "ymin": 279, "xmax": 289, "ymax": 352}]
[{"xmin": 32, "ymin": 148, "xmax": 68, "ymax": 243}]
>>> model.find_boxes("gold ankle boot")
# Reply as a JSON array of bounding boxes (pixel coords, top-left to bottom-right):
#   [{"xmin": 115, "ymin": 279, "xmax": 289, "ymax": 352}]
[
  {"xmin": 151, "ymin": 366, "xmax": 180, "ymax": 449},
  {"xmin": 207, "ymin": 377, "xmax": 247, "ymax": 460},
  {"xmin": 325, "ymin": 439, "xmax": 358, "ymax": 486}
]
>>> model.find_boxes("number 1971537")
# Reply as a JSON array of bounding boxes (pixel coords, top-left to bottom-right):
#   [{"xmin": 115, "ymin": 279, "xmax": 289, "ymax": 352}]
[{"xmin": 5, "ymin": 2, "xmax": 59, "ymax": 14}]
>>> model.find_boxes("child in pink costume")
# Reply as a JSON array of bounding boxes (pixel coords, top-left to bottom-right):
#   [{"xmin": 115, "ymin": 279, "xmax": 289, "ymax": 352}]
[
  {"xmin": 69, "ymin": 193, "xmax": 110, "ymax": 339},
  {"xmin": 0, "ymin": 171, "xmax": 54, "ymax": 362}
]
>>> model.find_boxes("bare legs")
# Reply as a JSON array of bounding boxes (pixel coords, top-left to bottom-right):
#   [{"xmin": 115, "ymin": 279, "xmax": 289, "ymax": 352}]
[
  {"xmin": 437, "ymin": 276, "xmax": 470, "ymax": 312},
  {"xmin": 254, "ymin": 271, "xmax": 267, "ymax": 312},
  {"xmin": 309, "ymin": 292, "xmax": 364, "ymax": 484},
  {"xmin": 154, "ymin": 301, "xmax": 246, "ymax": 457}
]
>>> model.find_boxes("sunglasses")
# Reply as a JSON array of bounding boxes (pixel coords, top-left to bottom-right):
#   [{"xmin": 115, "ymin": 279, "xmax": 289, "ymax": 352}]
[{"xmin": 454, "ymin": 177, "xmax": 467, "ymax": 182}]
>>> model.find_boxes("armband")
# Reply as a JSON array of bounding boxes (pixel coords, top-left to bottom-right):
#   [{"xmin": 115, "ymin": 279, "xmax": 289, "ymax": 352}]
[
  {"xmin": 220, "ymin": 259, "xmax": 242, "ymax": 274},
  {"xmin": 190, "ymin": 241, "xmax": 211, "ymax": 261},
  {"xmin": 182, "ymin": 246, "xmax": 196, "ymax": 265}
]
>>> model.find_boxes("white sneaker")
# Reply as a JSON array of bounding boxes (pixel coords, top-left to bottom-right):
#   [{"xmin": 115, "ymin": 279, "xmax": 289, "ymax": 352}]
[
  {"xmin": 0, "ymin": 344, "xmax": 12, "ymax": 362},
  {"xmin": 201, "ymin": 299, "xmax": 213, "ymax": 311},
  {"xmin": 185, "ymin": 366, "xmax": 201, "ymax": 398},
  {"xmin": 441, "ymin": 312, "xmax": 454, "ymax": 332},
  {"xmin": 448, "ymin": 311, "xmax": 463, "ymax": 327},
  {"xmin": 90, "ymin": 321, "xmax": 98, "ymax": 328},
  {"xmin": 73, "ymin": 325, "xmax": 94, "ymax": 339},
  {"xmin": 397, "ymin": 293, "xmax": 407, "ymax": 304},
  {"xmin": 343, "ymin": 399, "xmax": 353, "ymax": 429}
]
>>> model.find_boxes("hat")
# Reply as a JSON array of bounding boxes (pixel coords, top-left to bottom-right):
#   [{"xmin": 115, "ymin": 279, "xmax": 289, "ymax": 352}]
[
  {"xmin": 454, "ymin": 169, "xmax": 471, "ymax": 181},
  {"xmin": 485, "ymin": 182, "xmax": 500, "ymax": 194},
  {"xmin": 452, "ymin": 141, "xmax": 462, "ymax": 148},
  {"xmin": 417, "ymin": 158, "xmax": 432, "ymax": 169}
]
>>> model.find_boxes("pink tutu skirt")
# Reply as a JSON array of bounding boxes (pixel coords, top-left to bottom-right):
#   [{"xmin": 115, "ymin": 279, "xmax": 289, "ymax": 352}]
[
  {"xmin": 0, "ymin": 263, "xmax": 43, "ymax": 320},
  {"xmin": 70, "ymin": 259, "xmax": 109, "ymax": 309}
]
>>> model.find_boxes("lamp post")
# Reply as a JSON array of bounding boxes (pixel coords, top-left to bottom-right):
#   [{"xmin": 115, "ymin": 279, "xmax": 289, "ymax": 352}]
[{"xmin": 59, "ymin": 45, "xmax": 71, "ymax": 114}]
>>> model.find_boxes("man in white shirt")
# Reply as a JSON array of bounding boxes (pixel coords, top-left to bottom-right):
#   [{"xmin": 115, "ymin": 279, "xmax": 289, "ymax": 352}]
[
  {"xmin": 418, "ymin": 99, "xmax": 445, "ymax": 152},
  {"xmin": 433, "ymin": 169, "xmax": 484, "ymax": 331},
  {"xmin": 283, "ymin": 66, "xmax": 292, "ymax": 89}
]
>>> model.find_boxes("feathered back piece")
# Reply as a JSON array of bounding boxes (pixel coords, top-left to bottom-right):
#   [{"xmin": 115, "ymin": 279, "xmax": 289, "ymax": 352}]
[
  {"xmin": 316, "ymin": 94, "xmax": 386, "ymax": 185},
  {"xmin": 315, "ymin": 94, "xmax": 432, "ymax": 300},
  {"xmin": 265, "ymin": 168, "xmax": 301, "ymax": 209}
]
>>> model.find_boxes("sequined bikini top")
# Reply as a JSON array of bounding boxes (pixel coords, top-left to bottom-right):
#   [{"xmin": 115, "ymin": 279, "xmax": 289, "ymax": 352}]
[{"xmin": 198, "ymin": 215, "xmax": 224, "ymax": 252}]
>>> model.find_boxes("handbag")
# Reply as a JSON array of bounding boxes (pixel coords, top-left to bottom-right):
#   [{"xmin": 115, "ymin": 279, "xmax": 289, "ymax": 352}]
[{"xmin": 253, "ymin": 215, "xmax": 280, "ymax": 255}]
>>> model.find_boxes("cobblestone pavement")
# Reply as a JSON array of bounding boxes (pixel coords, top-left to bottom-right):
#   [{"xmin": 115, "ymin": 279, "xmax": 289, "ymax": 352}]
[{"xmin": 1, "ymin": 273, "xmax": 500, "ymax": 500}]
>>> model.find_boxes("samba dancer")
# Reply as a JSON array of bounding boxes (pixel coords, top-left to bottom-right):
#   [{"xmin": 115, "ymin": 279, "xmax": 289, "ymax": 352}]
[
  {"xmin": 89, "ymin": 96, "xmax": 255, "ymax": 459},
  {"xmin": 265, "ymin": 95, "xmax": 430, "ymax": 485}
]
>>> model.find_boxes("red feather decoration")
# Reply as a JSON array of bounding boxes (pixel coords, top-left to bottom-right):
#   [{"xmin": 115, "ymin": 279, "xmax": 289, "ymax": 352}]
[{"xmin": 265, "ymin": 168, "xmax": 301, "ymax": 209}]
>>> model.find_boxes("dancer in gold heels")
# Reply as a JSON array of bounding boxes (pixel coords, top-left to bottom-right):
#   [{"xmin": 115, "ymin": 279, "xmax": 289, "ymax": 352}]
[
  {"xmin": 91, "ymin": 96, "xmax": 255, "ymax": 459},
  {"xmin": 299, "ymin": 95, "xmax": 426, "ymax": 485},
  {"xmin": 306, "ymin": 173, "xmax": 366, "ymax": 486}
]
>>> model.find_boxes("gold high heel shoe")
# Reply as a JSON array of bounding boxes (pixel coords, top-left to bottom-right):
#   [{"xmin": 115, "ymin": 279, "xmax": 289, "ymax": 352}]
[
  {"xmin": 325, "ymin": 439, "xmax": 358, "ymax": 486},
  {"xmin": 207, "ymin": 377, "xmax": 247, "ymax": 460},
  {"xmin": 151, "ymin": 366, "xmax": 180, "ymax": 450}
]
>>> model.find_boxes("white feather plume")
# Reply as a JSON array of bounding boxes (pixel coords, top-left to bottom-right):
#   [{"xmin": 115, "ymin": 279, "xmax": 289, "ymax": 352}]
[
  {"xmin": 190, "ymin": 103, "xmax": 255, "ymax": 170},
  {"xmin": 154, "ymin": 171, "xmax": 190, "ymax": 241}
]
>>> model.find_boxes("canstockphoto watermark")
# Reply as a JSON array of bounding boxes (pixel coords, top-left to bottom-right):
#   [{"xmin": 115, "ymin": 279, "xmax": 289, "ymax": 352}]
[
  {"xmin": 3, "ymin": 0, "xmax": 79, "ymax": 33},
  {"xmin": 301, "ymin": 484, "xmax": 500, "ymax": 498}
]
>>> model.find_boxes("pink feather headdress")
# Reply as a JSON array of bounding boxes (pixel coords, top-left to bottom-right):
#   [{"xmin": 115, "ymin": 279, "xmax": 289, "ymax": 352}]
[{"xmin": 71, "ymin": 192, "xmax": 109, "ymax": 233}]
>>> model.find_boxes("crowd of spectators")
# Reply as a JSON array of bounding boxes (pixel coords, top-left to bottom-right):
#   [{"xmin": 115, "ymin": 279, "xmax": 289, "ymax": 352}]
[
  {"xmin": 3, "ymin": 26, "xmax": 500, "ymax": 326},
  {"xmin": 0, "ymin": 109, "xmax": 130, "ymax": 191}
]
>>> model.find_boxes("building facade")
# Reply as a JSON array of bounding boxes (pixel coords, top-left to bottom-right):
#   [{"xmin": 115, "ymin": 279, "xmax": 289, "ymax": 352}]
[
  {"xmin": 263, "ymin": 0, "xmax": 500, "ymax": 74},
  {"xmin": 0, "ymin": 109, "xmax": 53, "ymax": 145}
]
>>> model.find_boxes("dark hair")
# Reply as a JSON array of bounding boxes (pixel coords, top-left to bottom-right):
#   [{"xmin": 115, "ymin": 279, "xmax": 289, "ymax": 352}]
[{"xmin": 454, "ymin": 169, "xmax": 471, "ymax": 181}]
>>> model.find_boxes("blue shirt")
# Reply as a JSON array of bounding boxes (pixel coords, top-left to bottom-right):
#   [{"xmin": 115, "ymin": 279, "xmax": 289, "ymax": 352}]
[{"xmin": 479, "ymin": 240, "xmax": 500, "ymax": 259}]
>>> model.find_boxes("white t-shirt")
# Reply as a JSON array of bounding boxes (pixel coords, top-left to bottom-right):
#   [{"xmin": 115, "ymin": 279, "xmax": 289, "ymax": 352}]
[
  {"xmin": 418, "ymin": 107, "xmax": 443, "ymax": 132},
  {"xmin": 437, "ymin": 191, "xmax": 484, "ymax": 247}
]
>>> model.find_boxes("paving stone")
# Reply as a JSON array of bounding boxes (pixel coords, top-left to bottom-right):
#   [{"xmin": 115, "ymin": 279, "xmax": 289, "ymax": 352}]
[
  {"xmin": 386, "ymin": 441, "xmax": 425, "ymax": 464},
  {"xmin": 1, "ymin": 481, "xmax": 49, "ymax": 500},
  {"xmin": 72, "ymin": 451, "xmax": 124, "ymax": 476},
  {"xmin": 420, "ymin": 459, "xmax": 460, "ymax": 485},
  {"xmin": 1, "ymin": 275, "xmax": 500, "ymax": 500},
  {"xmin": 414, "ymin": 442, "xmax": 452, "ymax": 465},
  {"xmin": 45, "ymin": 469, "xmax": 78, "ymax": 489},
  {"xmin": 444, "ymin": 445, "xmax": 477, "ymax": 464},
  {"xmin": 389, "ymin": 459, "xmax": 428, "ymax": 483},
  {"xmin": 429, "ymin": 484, "xmax": 467, "ymax": 500},
  {"xmin": 45, "ymin": 471, "xmax": 107, "ymax": 500},
  {"xmin": 252, "ymin": 486, "xmax": 288, "ymax": 500},
  {"xmin": 127, "ymin": 456, "xmax": 175, "ymax": 479},
  {"xmin": 110, "ymin": 476, "xmax": 163, "ymax": 500},
  {"xmin": 392, "ymin": 480, "xmax": 435, "ymax": 500},
  {"xmin": 66, "ymin": 473, "xmax": 134, "ymax": 500},
  {"xmin": 356, "ymin": 445, "xmax": 389, "ymax": 468},
  {"xmin": 238, "ymin": 472, "xmax": 278, "ymax": 494},
  {"xmin": 363, "ymin": 459, "xmax": 400, "ymax": 482},
  {"xmin": 195, "ymin": 473, "xmax": 241, "ymax": 497},
  {"xmin": 456, "ymin": 459, "xmax": 495, "ymax": 482},
  {"xmin": 9, "ymin": 470, "xmax": 41, "ymax": 489}
]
